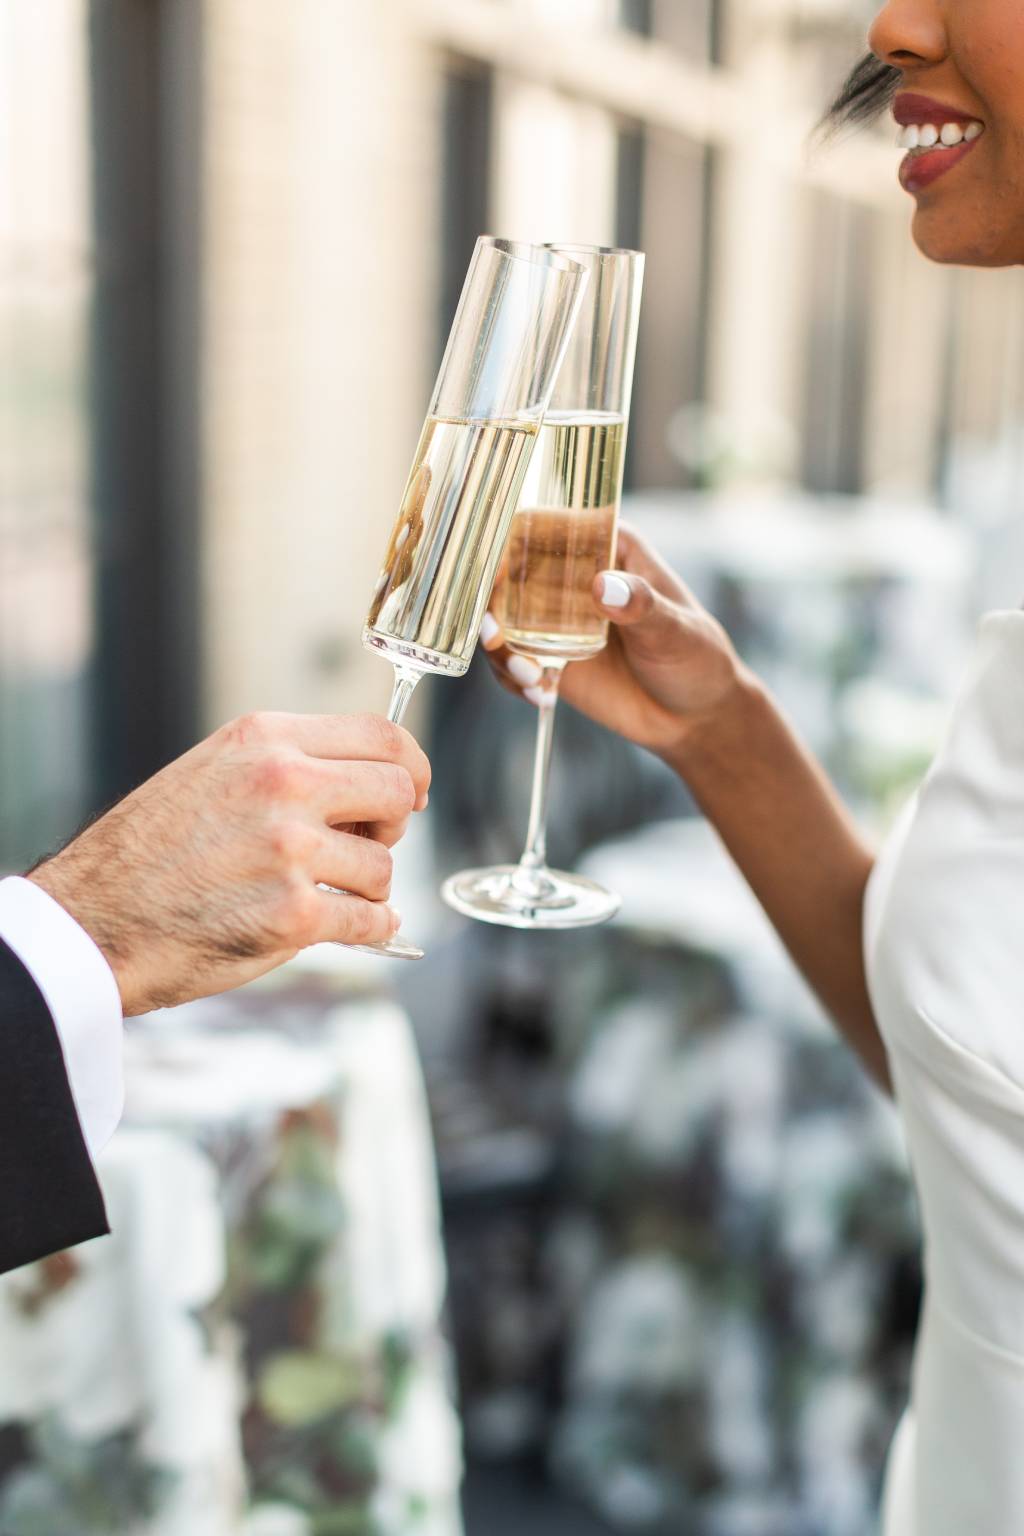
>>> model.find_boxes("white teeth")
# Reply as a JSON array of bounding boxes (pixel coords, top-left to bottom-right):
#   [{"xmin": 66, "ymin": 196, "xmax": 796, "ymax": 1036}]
[{"xmin": 897, "ymin": 120, "xmax": 983, "ymax": 152}]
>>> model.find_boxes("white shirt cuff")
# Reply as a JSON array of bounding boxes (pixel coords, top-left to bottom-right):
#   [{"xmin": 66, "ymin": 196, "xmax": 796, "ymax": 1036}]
[{"xmin": 0, "ymin": 875, "xmax": 124, "ymax": 1156}]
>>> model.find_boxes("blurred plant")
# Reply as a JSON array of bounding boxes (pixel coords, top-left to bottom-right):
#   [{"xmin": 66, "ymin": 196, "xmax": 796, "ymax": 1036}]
[
  {"xmin": 0, "ymin": 1417, "xmax": 176, "ymax": 1535},
  {"xmin": 0, "ymin": 1071, "xmax": 458, "ymax": 1536},
  {"xmin": 230, "ymin": 1108, "xmax": 345, "ymax": 1301}
]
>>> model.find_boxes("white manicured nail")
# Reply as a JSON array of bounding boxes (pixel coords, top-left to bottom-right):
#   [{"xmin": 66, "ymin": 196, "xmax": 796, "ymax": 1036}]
[
  {"xmin": 479, "ymin": 612, "xmax": 500, "ymax": 647},
  {"xmin": 599, "ymin": 573, "xmax": 631, "ymax": 608},
  {"xmin": 388, "ymin": 906, "xmax": 402, "ymax": 930},
  {"xmin": 523, "ymin": 686, "xmax": 558, "ymax": 709},
  {"xmin": 508, "ymin": 654, "xmax": 543, "ymax": 686}
]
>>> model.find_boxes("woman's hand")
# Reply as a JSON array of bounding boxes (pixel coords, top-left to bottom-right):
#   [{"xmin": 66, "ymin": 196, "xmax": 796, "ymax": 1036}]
[
  {"xmin": 483, "ymin": 523, "xmax": 889, "ymax": 1088},
  {"xmin": 481, "ymin": 523, "xmax": 745, "ymax": 760}
]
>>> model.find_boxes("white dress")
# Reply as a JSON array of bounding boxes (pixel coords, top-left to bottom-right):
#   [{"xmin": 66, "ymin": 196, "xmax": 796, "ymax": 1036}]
[{"xmin": 865, "ymin": 611, "xmax": 1024, "ymax": 1535}]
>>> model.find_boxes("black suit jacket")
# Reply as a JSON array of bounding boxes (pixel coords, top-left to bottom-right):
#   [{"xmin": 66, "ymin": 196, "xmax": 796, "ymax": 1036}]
[{"xmin": 0, "ymin": 938, "xmax": 109, "ymax": 1273}]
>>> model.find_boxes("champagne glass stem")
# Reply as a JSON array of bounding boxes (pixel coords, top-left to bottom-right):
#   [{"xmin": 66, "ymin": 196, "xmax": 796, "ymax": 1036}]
[
  {"xmin": 514, "ymin": 664, "xmax": 564, "ymax": 893},
  {"xmin": 387, "ymin": 665, "xmax": 422, "ymax": 726},
  {"xmin": 339, "ymin": 660, "xmax": 426, "ymax": 961}
]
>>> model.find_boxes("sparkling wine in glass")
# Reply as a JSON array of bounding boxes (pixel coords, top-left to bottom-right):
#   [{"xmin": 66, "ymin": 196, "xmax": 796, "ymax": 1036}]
[
  {"xmin": 349, "ymin": 237, "xmax": 588, "ymax": 959},
  {"xmin": 442, "ymin": 244, "xmax": 644, "ymax": 931}
]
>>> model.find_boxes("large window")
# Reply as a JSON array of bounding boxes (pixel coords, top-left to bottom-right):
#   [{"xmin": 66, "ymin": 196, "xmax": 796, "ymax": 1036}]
[
  {"xmin": 7, "ymin": 0, "xmax": 1002, "ymax": 870},
  {"xmin": 1, "ymin": 2, "xmax": 94, "ymax": 867},
  {"xmin": 1, "ymin": 0, "xmax": 202, "ymax": 869}
]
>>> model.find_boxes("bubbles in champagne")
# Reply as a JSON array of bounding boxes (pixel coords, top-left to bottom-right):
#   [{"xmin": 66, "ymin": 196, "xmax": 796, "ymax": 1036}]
[
  {"xmin": 365, "ymin": 415, "xmax": 538, "ymax": 676},
  {"xmin": 497, "ymin": 412, "xmax": 626, "ymax": 660}
]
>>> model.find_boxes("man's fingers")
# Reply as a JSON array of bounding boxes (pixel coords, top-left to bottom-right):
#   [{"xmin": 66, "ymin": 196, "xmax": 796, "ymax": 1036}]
[
  {"xmin": 227, "ymin": 712, "xmax": 431, "ymax": 810},
  {"xmin": 312, "ymin": 759, "xmax": 418, "ymax": 827},
  {"xmin": 302, "ymin": 713, "xmax": 430, "ymax": 811},
  {"xmin": 308, "ymin": 888, "xmax": 401, "ymax": 949},
  {"xmin": 361, "ymin": 813, "xmax": 413, "ymax": 850},
  {"xmin": 316, "ymin": 830, "xmax": 394, "ymax": 902}
]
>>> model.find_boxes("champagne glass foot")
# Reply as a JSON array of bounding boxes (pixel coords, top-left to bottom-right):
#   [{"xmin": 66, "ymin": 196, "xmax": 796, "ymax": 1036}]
[
  {"xmin": 442, "ymin": 864, "xmax": 620, "ymax": 930},
  {"xmin": 343, "ymin": 933, "xmax": 425, "ymax": 960},
  {"xmin": 318, "ymin": 885, "xmax": 424, "ymax": 959}
]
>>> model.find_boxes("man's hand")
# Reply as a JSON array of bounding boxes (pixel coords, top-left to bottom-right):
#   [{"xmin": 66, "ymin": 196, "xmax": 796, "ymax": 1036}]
[{"xmin": 28, "ymin": 713, "xmax": 431, "ymax": 1016}]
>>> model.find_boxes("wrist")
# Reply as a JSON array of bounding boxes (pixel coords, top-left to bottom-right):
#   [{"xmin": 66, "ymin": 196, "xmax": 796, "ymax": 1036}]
[
  {"xmin": 660, "ymin": 662, "xmax": 770, "ymax": 780},
  {"xmin": 26, "ymin": 862, "xmax": 130, "ymax": 1012}
]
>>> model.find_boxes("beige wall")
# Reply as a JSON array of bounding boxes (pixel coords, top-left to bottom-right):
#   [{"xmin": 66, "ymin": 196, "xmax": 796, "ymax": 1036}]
[
  {"xmin": 195, "ymin": 0, "xmax": 1024, "ymax": 725},
  {"xmin": 200, "ymin": 0, "xmax": 442, "ymax": 727}
]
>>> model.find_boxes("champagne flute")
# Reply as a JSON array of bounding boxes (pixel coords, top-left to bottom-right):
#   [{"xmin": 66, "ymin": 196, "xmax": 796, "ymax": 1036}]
[
  {"xmin": 442, "ymin": 244, "xmax": 644, "ymax": 931},
  {"xmin": 350, "ymin": 237, "xmax": 588, "ymax": 958}
]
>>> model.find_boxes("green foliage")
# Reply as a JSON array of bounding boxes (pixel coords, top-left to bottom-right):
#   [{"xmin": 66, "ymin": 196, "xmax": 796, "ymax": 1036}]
[
  {"xmin": 259, "ymin": 1352, "xmax": 367, "ymax": 1429},
  {"xmin": 0, "ymin": 1418, "xmax": 175, "ymax": 1535}
]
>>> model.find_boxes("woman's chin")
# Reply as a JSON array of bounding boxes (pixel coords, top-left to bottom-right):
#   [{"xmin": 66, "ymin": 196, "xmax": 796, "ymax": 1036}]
[{"xmin": 911, "ymin": 206, "xmax": 1017, "ymax": 267}]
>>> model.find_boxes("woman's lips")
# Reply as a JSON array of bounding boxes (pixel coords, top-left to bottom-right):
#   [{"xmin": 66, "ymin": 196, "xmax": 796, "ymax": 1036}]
[
  {"xmin": 892, "ymin": 96, "xmax": 985, "ymax": 194},
  {"xmin": 900, "ymin": 138, "xmax": 979, "ymax": 193},
  {"xmin": 894, "ymin": 92, "xmax": 982, "ymax": 128}
]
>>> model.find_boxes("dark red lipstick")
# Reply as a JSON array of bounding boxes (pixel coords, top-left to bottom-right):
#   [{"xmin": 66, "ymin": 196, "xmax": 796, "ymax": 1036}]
[{"xmin": 893, "ymin": 95, "xmax": 985, "ymax": 194}]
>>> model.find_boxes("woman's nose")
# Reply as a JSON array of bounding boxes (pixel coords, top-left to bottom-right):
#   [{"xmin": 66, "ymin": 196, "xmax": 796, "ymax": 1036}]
[{"xmin": 868, "ymin": 0, "xmax": 948, "ymax": 68}]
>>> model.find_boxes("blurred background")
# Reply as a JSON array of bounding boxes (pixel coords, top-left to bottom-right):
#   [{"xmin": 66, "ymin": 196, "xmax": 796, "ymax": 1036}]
[{"xmin": 4, "ymin": 0, "xmax": 1024, "ymax": 1533}]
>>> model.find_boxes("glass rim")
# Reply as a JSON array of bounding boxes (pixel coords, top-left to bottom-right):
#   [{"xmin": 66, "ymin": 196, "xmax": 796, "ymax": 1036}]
[
  {"xmin": 541, "ymin": 241, "xmax": 644, "ymax": 264},
  {"xmin": 480, "ymin": 236, "xmax": 587, "ymax": 277}
]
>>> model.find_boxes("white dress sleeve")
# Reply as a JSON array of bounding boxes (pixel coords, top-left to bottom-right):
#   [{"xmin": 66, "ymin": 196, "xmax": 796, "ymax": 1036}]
[{"xmin": 0, "ymin": 875, "xmax": 124, "ymax": 1156}]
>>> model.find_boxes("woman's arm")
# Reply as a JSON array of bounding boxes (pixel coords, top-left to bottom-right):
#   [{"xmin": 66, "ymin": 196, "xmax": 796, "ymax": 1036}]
[
  {"xmin": 667, "ymin": 669, "xmax": 886, "ymax": 1089},
  {"xmin": 484, "ymin": 525, "xmax": 889, "ymax": 1092}
]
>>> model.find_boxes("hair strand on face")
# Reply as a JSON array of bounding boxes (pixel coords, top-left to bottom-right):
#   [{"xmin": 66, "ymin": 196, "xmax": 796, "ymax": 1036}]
[{"xmin": 820, "ymin": 54, "xmax": 901, "ymax": 137}]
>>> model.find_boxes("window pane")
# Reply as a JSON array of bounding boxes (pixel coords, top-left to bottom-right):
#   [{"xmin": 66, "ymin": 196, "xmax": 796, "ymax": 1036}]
[{"xmin": 0, "ymin": 0, "xmax": 94, "ymax": 868}]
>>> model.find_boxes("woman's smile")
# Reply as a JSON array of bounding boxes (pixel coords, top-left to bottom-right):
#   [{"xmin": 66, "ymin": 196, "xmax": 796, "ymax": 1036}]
[
  {"xmin": 855, "ymin": 0, "xmax": 1024, "ymax": 265},
  {"xmin": 895, "ymin": 93, "xmax": 985, "ymax": 192}
]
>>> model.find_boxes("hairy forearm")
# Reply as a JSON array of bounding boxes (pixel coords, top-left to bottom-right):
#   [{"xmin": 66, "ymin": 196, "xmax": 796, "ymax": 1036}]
[{"xmin": 667, "ymin": 668, "xmax": 890, "ymax": 1093}]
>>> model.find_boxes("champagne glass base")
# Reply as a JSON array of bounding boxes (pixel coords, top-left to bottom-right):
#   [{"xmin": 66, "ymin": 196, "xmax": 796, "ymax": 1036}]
[
  {"xmin": 317, "ymin": 886, "xmax": 424, "ymax": 959},
  {"xmin": 343, "ymin": 934, "xmax": 425, "ymax": 961},
  {"xmin": 442, "ymin": 864, "xmax": 621, "ymax": 930}
]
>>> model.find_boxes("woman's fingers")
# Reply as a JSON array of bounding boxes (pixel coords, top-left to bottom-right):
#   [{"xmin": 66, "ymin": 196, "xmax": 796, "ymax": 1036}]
[
  {"xmin": 479, "ymin": 612, "xmax": 558, "ymax": 706},
  {"xmin": 480, "ymin": 609, "xmax": 528, "ymax": 686},
  {"xmin": 479, "ymin": 610, "xmax": 503, "ymax": 652},
  {"xmin": 592, "ymin": 570, "xmax": 687, "ymax": 654},
  {"xmin": 616, "ymin": 523, "xmax": 694, "ymax": 607}
]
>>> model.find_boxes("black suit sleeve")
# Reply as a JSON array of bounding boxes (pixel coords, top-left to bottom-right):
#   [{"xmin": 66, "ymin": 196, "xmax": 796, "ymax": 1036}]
[{"xmin": 0, "ymin": 937, "xmax": 109, "ymax": 1274}]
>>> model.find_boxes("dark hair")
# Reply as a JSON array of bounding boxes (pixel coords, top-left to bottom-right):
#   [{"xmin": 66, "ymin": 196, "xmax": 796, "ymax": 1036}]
[{"xmin": 822, "ymin": 54, "xmax": 900, "ymax": 134}]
